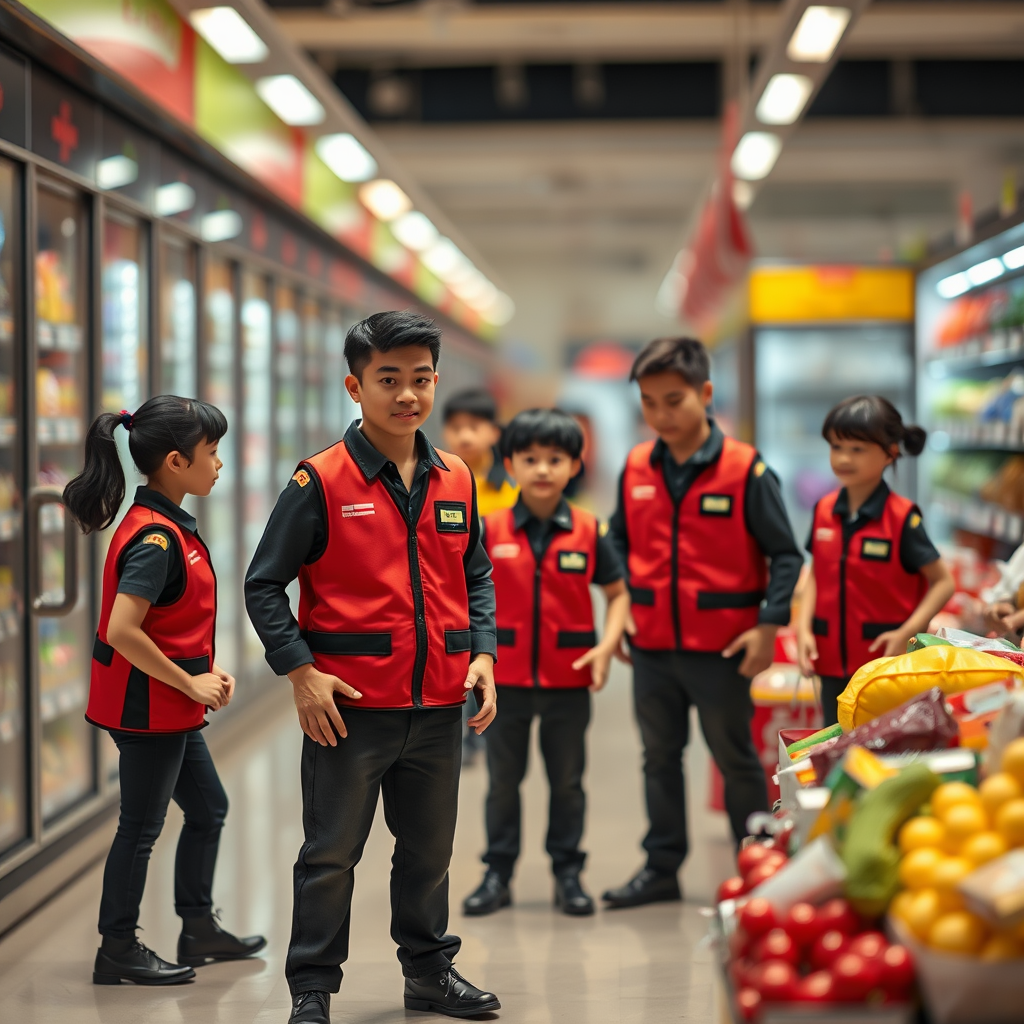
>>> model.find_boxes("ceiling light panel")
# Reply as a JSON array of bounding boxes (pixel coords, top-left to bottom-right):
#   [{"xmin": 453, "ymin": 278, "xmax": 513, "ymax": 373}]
[
  {"xmin": 756, "ymin": 74, "xmax": 814, "ymax": 126},
  {"xmin": 731, "ymin": 132, "xmax": 782, "ymax": 181},
  {"xmin": 787, "ymin": 6, "xmax": 852, "ymax": 63},
  {"xmin": 392, "ymin": 211, "xmax": 439, "ymax": 252},
  {"xmin": 256, "ymin": 75, "xmax": 325, "ymax": 126},
  {"xmin": 190, "ymin": 7, "xmax": 268, "ymax": 64},
  {"xmin": 316, "ymin": 133, "xmax": 378, "ymax": 183},
  {"xmin": 359, "ymin": 179, "xmax": 413, "ymax": 221}
]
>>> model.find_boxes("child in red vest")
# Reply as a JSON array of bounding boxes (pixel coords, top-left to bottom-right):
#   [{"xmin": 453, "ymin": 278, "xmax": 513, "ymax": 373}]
[
  {"xmin": 462, "ymin": 408, "xmax": 629, "ymax": 917},
  {"xmin": 603, "ymin": 337, "xmax": 803, "ymax": 908},
  {"xmin": 63, "ymin": 396, "xmax": 264, "ymax": 986},
  {"xmin": 797, "ymin": 395, "xmax": 954, "ymax": 726}
]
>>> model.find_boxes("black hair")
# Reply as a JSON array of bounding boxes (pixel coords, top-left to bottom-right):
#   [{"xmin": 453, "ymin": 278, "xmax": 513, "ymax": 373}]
[
  {"xmin": 344, "ymin": 309, "xmax": 442, "ymax": 381},
  {"xmin": 62, "ymin": 395, "xmax": 228, "ymax": 533},
  {"xmin": 501, "ymin": 408, "xmax": 584, "ymax": 460},
  {"xmin": 442, "ymin": 388, "xmax": 498, "ymax": 424},
  {"xmin": 822, "ymin": 395, "xmax": 926, "ymax": 459},
  {"xmin": 629, "ymin": 336, "xmax": 710, "ymax": 388}
]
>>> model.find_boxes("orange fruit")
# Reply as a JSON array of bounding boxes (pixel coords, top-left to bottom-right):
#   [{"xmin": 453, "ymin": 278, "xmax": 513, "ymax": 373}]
[
  {"xmin": 899, "ymin": 815, "xmax": 947, "ymax": 854},
  {"xmin": 979, "ymin": 772, "xmax": 1023, "ymax": 818},
  {"xmin": 931, "ymin": 782, "xmax": 982, "ymax": 819},
  {"xmin": 995, "ymin": 798, "xmax": 1024, "ymax": 847},
  {"xmin": 1001, "ymin": 738, "xmax": 1024, "ymax": 786},
  {"xmin": 905, "ymin": 888, "xmax": 942, "ymax": 940},
  {"xmin": 981, "ymin": 933, "xmax": 1024, "ymax": 961},
  {"xmin": 889, "ymin": 889, "xmax": 916, "ymax": 924},
  {"xmin": 928, "ymin": 911, "xmax": 989, "ymax": 954},
  {"xmin": 962, "ymin": 830, "xmax": 1010, "ymax": 867},
  {"xmin": 899, "ymin": 847, "xmax": 944, "ymax": 890},
  {"xmin": 940, "ymin": 802, "xmax": 990, "ymax": 848}
]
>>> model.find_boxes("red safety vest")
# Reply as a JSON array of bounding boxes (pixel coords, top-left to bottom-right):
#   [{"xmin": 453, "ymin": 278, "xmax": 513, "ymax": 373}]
[
  {"xmin": 87, "ymin": 505, "xmax": 215, "ymax": 733},
  {"xmin": 486, "ymin": 505, "xmax": 598, "ymax": 689},
  {"xmin": 811, "ymin": 489, "xmax": 927, "ymax": 678},
  {"xmin": 623, "ymin": 436, "xmax": 768, "ymax": 652},
  {"xmin": 297, "ymin": 439, "xmax": 473, "ymax": 709}
]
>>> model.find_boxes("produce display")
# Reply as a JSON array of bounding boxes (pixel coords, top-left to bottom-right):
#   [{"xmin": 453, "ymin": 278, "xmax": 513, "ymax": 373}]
[{"xmin": 712, "ymin": 634, "xmax": 1024, "ymax": 1024}]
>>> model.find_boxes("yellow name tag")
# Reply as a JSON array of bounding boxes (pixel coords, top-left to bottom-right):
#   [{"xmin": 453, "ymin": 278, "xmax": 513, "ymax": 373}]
[
  {"xmin": 440, "ymin": 508, "xmax": 464, "ymax": 525},
  {"xmin": 143, "ymin": 533, "xmax": 168, "ymax": 550},
  {"xmin": 558, "ymin": 551, "xmax": 587, "ymax": 572},
  {"xmin": 292, "ymin": 469, "xmax": 310, "ymax": 488},
  {"xmin": 862, "ymin": 539, "xmax": 891, "ymax": 559},
  {"xmin": 701, "ymin": 495, "xmax": 732, "ymax": 515}
]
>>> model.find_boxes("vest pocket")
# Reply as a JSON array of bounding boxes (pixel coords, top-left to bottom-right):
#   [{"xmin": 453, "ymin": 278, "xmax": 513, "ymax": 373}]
[
  {"xmin": 496, "ymin": 628, "xmax": 516, "ymax": 646},
  {"xmin": 444, "ymin": 629, "xmax": 473, "ymax": 654},
  {"xmin": 305, "ymin": 631, "xmax": 393, "ymax": 656},
  {"xmin": 556, "ymin": 630, "xmax": 597, "ymax": 649},
  {"xmin": 121, "ymin": 666, "xmax": 151, "ymax": 730},
  {"xmin": 628, "ymin": 585, "xmax": 655, "ymax": 606},
  {"xmin": 812, "ymin": 617, "xmax": 829, "ymax": 637},
  {"xmin": 696, "ymin": 589, "xmax": 764, "ymax": 610},
  {"xmin": 93, "ymin": 634, "xmax": 115, "ymax": 666},
  {"xmin": 862, "ymin": 622, "xmax": 902, "ymax": 641}
]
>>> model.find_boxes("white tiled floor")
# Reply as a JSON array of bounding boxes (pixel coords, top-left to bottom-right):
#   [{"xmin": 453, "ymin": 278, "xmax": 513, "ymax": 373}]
[{"xmin": 0, "ymin": 661, "xmax": 734, "ymax": 1022}]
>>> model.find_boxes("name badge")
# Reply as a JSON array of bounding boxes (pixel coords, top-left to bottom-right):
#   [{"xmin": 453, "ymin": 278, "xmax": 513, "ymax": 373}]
[
  {"xmin": 491, "ymin": 543, "xmax": 521, "ymax": 559},
  {"xmin": 631, "ymin": 484, "xmax": 656, "ymax": 501},
  {"xmin": 558, "ymin": 551, "xmax": 588, "ymax": 573},
  {"xmin": 700, "ymin": 494, "xmax": 732, "ymax": 516},
  {"xmin": 435, "ymin": 501, "xmax": 469, "ymax": 533},
  {"xmin": 342, "ymin": 503, "xmax": 375, "ymax": 518},
  {"xmin": 861, "ymin": 538, "xmax": 892, "ymax": 561},
  {"xmin": 815, "ymin": 527, "xmax": 835, "ymax": 543}
]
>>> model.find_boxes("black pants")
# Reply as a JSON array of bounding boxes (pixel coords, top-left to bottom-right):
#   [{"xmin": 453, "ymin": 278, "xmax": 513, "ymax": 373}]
[
  {"xmin": 98, "ymin": 729, "xmax": 228, "ymax": 939},
  {"xmin": 631, "ymin": 648, "xmax": 768, "ymax": 873},
  {"xmin": 287, "ymin": 707, "xmax": 462, "ymax": 996},
  {"xmin": 482, "ymin": 686, "xmax": 591, "ymax": 882},
  {"xmin": 819, "ymin": 675, "xmax": 849, "ymax": 729}
]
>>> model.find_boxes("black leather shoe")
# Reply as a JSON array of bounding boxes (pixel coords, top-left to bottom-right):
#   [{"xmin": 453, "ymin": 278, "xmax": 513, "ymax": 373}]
[
  {"xmin": 404, "ymin": 967, "xmax": 500, "ymax": 1018},
  {"xmin": 288, "ymin": 990, "xmax": 330, "ymax": 1024},
  {"xmin": 554, "ymin": 873, "xmax": 595, "ymax": 916},
  {"xmin": 462, "ymin": 869, "xmax": 510, "ymax": 916},
  {"xmin": 93, "ymin": 938, "xmax": 196, "ymax": 985},
  {"xmin": 601, "ymin": 867, "xmax": 681, "ymax": 909},
  {"xmin": 178, "ymin": 910, "xmax": 267, "ymax": 966}
]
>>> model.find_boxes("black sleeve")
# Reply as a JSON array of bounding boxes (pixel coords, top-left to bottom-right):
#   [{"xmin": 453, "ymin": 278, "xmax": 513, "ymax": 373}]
[
  {"xmin": 464, "ymin": 474, "xmax": 498, "ymax": 660},
  {"xmin": 899, "ymin": 507, "xmax": 941, "ymax": 574},
  {"xmin": 593, "ymin": 526, "xmax": 625, "ymax": 586},
  {"xmin": 607, "ymin": 467, "xmax": 629, "ymax": 574},
  {"xmin": 243, "ymin": 472, "xmax": 328, "ymax": 676},
  {"xmin": 743, "ymin": 458, "xmax": 804, "ymax": 627},
  {"xmin": 117, "ymin": 528, "xmax": 181, "ymax": 605}
]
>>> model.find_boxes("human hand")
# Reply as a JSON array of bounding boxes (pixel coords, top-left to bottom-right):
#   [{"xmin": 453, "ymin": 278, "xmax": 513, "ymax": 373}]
[
  {"xmin": 288, "ymin": 663, "xmax": 362, "ymax": 746},
  {"xmin": 723, "ymin": 624, "xmax": 778, "ymax": 679},
  {"xmin": 796, "ymin": 629, "xmax": 818, "ymax": 678},
  {"xmin": 466, "ymin": 654, "xmax": 496, "ymax": 734},
  {"xmin": 1003, "ymin": 607, "xmax": 1024, "ymax": 634},
  {"xmin": 212, "ymin": 663, "xmax": 235, "ymax": 705},
  {"xmin": 187, "ymin": 672, "xmax": 230, "ymax": 710},
  {"xmin": 984, "ymin": 601, "xmax": 1017, "ymax": 634},
  {"xmin": 573, "ymin": 644, "xmax": 614, "ymax": 691},
  {"xmin": 868, "ymin": 627, "xmax": 913, "ymax": 657},
  {"xmin": 614, "ymin": 609, "xmax": 636, "ymax": 665}
]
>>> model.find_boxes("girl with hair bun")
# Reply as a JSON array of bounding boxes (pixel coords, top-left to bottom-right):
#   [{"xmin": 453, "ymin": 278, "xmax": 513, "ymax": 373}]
[
  {"xmin": 63, "ymin": 395, "xmax": 265, "ymax": 986},
  {"xmin": 796, "ymin": 395, "xmax": 955, "ymax": 726}
]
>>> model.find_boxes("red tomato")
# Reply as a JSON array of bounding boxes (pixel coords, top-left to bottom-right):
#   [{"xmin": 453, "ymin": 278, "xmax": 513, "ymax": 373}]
[
  {"xmin": 717, "ymin": 876, "xmax": 748, "ymax": 904},
  {"xmin": 879, "ymin": 944, "xmax": 915, "ymax": 996},
  {"xmin": 848, "ymin": 931, "xmax": 889, "ymax": 963},
  {"xmin": 736, "ymin": 987, "xmax": 762, "ymax": 1023},
  {"xmin": 750, "ymin": 960, "xmax": 799, "ymax": 1003},
  {"xmin": 793, "ymin": 970, "xmax": 836, "ymax": 1003},
  {"xmin": 738, "ymin": 897, "xmax": 778, "ymax": 938},
  {"xmin": 761, "ymin": 850, "xmax": 788, "ymax": 873},
  {"xmin": 817, "ymin": 898, "xmax": 859, "ymax": 936},
  {"xmin": 729, "ymin": 957, "xmax": 755, "ymax": 990},
  {"xmin": 751, "ymin": 928, "xmax": 801, "ymax": 967},
  {"xmin": 831, "ymin": 952, "xmax": 881, "ymax": 1002},
  {"xmin": 745, "ymin": 861, "xmax": 783, "ymax": 891},
  {"xmin": 783, "ymin": 902, "xmax": 820, "ymax": 949},
  {"xmin": 737, "ymin": 844, "xmax": 773, "ymax": 878},
  {"xmin": 809, "ymin": 929, "xmax": 850, "ymax": 971}
]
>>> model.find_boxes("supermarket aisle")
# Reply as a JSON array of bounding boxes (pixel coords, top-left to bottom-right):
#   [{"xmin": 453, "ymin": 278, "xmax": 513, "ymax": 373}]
[{"xmin": 0, "ymin": 661, "xmax": 733, "ymax": 1023}]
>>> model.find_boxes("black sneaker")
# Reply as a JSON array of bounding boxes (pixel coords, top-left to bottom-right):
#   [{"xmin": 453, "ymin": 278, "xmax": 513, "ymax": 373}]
[
  {"xmin": 462, "ymin": 869, "xmax": 511, "ymax": 916},
  {"xmin": 93, "ymin": 937, "xmax": 195, "ymax": 986},
  {"xmin": 404, "ymin": 966, "xmax": 500, "ymax": 1018},
  {"xmin": 178, "ymin": 909, "xmax": 267, "ymax": 966},
  {"xmin": 601, "ymin": 867, "xmax": 681, "ymax": 908},
  {"xmin": 288, "ymin": 990, "xmax": 330, "ymax": 1024}
]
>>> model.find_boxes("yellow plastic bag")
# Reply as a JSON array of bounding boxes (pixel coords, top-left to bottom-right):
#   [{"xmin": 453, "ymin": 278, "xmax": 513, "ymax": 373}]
[{"xmin": 838, "ymin": 646, "xmax": 1024, "ymax": 731}]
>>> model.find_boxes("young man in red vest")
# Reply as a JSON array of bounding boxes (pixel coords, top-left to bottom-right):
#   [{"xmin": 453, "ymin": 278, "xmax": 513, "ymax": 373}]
[
  {"xmin": 461, "ymin": 409, "xmax": 629, "ymax": 918},
  {"xmin": 245, "ymin": 311, "xmax": 501, "ymax": 1024},
  {"xmin": 603, "ymin": 337, "xmax": 802, "ymax": 908}
]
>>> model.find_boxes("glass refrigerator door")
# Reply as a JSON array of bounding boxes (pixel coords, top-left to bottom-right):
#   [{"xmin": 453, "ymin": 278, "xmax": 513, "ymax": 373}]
[
  {"xmin": 241, "ymin": 272, "xmax": 271, "ymax": 680},
  {"xmin": 0, "ymin": 158, "xmax": 27, "ymax": 856},
  {"xmin": 274, "ymin": 285, "xmax": 301, "ymax": 491},
  {"xmin": 323, "ymin": 306, "xmax": 355, "ymax": 444},
  {"xmin": 34, "ymin": 180, "xmax": 94, "ymax": 824},
  {"xmin": 303, "ymin": 298, "xmax": 325, "ymax": 455},
  {"xmin": 201, "ymin": 259, "xmax": 238, "ymax": 679},
  {"xmin": 158, "ymin": 235, "xmax": 197, "ymax": 397}
]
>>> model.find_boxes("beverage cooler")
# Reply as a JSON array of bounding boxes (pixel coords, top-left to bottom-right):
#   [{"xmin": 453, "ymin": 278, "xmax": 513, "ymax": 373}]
[{"xmin": 0, "ymin": 15, "xmax": 493, "ymax": 923}]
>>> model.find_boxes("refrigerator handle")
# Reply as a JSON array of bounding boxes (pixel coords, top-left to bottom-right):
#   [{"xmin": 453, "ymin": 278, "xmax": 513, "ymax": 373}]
[{"xmin": 28, "ymin": 486, "xmax": 80, "ymax": 617}]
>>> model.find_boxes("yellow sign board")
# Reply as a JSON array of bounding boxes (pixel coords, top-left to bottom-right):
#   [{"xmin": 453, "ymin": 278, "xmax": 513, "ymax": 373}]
[{"xmin": 749, "ymin": 266, "xmax": 914, "ymax": 324}]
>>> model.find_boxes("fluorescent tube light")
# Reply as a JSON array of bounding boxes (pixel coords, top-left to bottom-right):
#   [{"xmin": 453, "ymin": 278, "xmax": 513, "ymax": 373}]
[
  {"xmin": 190, "ymin": 7, "xmax": 268, "ymax": 64},
  {"xmin": 96, "ymin": 155, "xmax": 138, "ymax": 190},
  {"xmin": 756, "ymin": 74, "xmax": 814, "ymax": 126},
  {"xmin": 255, "ymin": 75, "xmax": 325, "ymax": 126},
  {"xmin": 392, "ymin": 211, "xmax": 439, "ymax": 252},
  {"xmin": 422, "ymin": 238, "xmax": 467, "ymax": 279},
  {"xmin": 936, "ymin": 272, "xmax": 970, "ymax": 299},
  {"xmin": 731, "ymin": 132, "xmax": 782, "ymax": 181},
  {"xmin": 315, "ymin": 133, "xmax": 377, "ymax": 183},
  {"xmin": 787, "ymin": 6, "xmax": 852, "ymax": 63},
  {"xmin": 155, "ymin": 182, "xmax": 197, "ymax": 217},
  {"xmin": 201, "ymin": 209, "xmax": 243, "ymax": 242},
  {"xmin": 358, "ymin": 179, "xmax": 412, "ymax": 222},
  {"xmin": 966, "ymin": 258, "xmax": 1004, "ymax": 286},
  {"xmin": 1003, "ymin": 245, "xmax": 1024, "ymax": 270},
  {"xmin": 483, "ymin": 292, "xmax": 516, "ymax": 326}
]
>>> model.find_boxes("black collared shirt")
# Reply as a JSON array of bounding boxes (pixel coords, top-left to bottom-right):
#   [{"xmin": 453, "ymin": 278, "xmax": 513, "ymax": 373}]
[
  {"xmin": 805, "ymin": 480, "xmax": 940, "ymax": 574},
  {"xmin": 607, "ymin": 421, "xmax": 803, "ymax": 627},
  {"xmin": 116, "ymin": 486, "xmax": 197, "ymax": 605},
  {"xmin": 245, "ymin": 420, "xmax": 497, "ymax": 677},
  {"xmin": 485, "ymin": 496, "xmax": 623, "ymax": 585}
]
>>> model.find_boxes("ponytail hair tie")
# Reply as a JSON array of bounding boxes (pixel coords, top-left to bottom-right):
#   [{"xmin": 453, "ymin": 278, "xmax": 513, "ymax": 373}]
[{"xmin": 119, "ymin": 409, "xmax": 133, "ymax": 431}]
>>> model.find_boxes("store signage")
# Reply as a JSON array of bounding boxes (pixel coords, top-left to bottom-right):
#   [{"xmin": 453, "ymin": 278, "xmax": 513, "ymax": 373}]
[
  {"xmin": 31, "ymin": 69, "xmax": 97, "ymax": 179},
  {"xmin": 0, "ymin": 45, "xmax": 26, "ymax": 148},
  {"xmin": 749, "ymin": 265, "xmax": 915, "ymax": 323}
]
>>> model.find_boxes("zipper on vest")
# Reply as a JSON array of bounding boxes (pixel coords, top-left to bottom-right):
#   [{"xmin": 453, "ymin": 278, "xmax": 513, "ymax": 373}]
[
  {"xmin": 671, "ymin": 497, "xmax": 683, "ymax": 650},
  {"xmin": 408, "ymin": 528, "xmax": 428, "ymax": 707}
]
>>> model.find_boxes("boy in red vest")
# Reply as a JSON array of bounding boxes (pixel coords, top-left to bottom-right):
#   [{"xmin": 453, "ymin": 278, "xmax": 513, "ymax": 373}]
[
  {"xmin": 245, "ymin": 311, "xmax": 501, "ymax": 1024},
  {"xmin": 462, "ymin": 409, "xmax": 629, "ymax": 917},
  {"xmin": 603, "ymin": 337, "xmax": 802, "ymax": 908}
]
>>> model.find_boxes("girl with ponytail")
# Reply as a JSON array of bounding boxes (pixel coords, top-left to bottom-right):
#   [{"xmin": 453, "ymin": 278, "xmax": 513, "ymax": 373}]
[
  {"xmin": 64, "ymin": 396, "xmax": 265, "ymax": 986},
  {"xmin": 796, "ymin": 395, "xmax": 954, "ymax": 727}
]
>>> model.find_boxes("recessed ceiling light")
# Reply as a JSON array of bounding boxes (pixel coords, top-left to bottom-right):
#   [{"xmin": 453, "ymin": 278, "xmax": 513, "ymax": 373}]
[
  {"xmin": 255, "ymin": 75, "xmax": 325, "ymax": 126},
  {"xmin": 358, "ymin": 179, "xmax": 413, "ymax": 222},
  {"xmin": 155, "ymin": 182, "xmax": 197, "ymax": 217},
  {"xmin": 1003, "ymin": 244, "xmax": 1024, "ymax": 270},
  {"xmin": 786, "ymin": 6, "xmax": 852, "ymax": 63},
  {"xmin": 756, "ymin": 73, "xmax": 814, "ymax": 126},
  {"xmin": 315, "ymin": 133, "xmax": 377, "ymax": 183},
  {"xmin": 936, "ymin": 272, "xmax": 970, "ymax": 299},
  {"xmin": 97, "ymin": 155, "xmax": 138, "ymax": 190},
  {"xmin": 731, "ymin": 132, "xmax": 782, "ymax": 181},
  {"xmin": 190, "ymin": 7, "xmax": 268, "ymax": 64},
  {"xmin": 392, "ymin": 211, "xmax": 439, "ymax": 252},
  {"xmin": 966, "ymin": 258, "xmax": 1004, "ymax": 286},
  {"xmin": 201, "ymin": 209, "xmax": 243, "ymax": 242}
]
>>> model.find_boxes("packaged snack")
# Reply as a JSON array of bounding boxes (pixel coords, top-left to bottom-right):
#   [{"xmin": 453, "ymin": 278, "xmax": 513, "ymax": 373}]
[{"xmin": 958, "ymin": 849, "xmax": 1024, "ymax": 928}]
